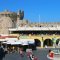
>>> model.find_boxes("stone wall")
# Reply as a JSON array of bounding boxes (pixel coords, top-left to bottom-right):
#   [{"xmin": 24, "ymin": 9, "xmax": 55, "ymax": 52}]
[{"xmin": 0, "ymin": 10, "xmax": 24, "ymax": 34}]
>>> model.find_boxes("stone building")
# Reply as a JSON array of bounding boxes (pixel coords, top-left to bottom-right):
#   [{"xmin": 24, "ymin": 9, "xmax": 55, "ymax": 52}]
[{"xmin": 0, "ymin": 10, "xmax": 24, "ymax": 34}]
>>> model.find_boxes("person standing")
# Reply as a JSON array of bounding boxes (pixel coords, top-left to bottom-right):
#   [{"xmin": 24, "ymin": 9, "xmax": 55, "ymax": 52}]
[{"xmin": 0, "ymin": 47, "xmax": 5, "ymax": 60}]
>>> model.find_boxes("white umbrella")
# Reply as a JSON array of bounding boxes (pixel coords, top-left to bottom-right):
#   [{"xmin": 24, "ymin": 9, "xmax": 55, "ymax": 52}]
[
  {"xmin": 19, "ymin": 39, "xmax": 35, "ymax": 45},
  {"xmin": 28, "ymin": 41, "xmax": 35, "ymax": 44},
  {"xmin": 2, "ymin": 42, "xmax": 7, "ymax": 44},
  {"xmin": 0, "ymin": 39, "xmax": 6, "ymax": 42},
  {"xmin": 11, "ymin": 41, "xmax": 22, "ymax": 45},
  {"xmin": 4, "ymin": 41, "xmax": 11, "ymax": 44},
  {"xmin": 5, "ymin": 40, "xmax": 15, "ymax": 45},
  {"xmin": 21, "ymin": 41, "xmax": 28, "ymax": 45},
  {"xmin": 22, "ymin": 42, "xmax": 28, "ymax": 45},
  {"xmin": 5, "ymin": 38, "xmax": 18, "ymax": 41}
]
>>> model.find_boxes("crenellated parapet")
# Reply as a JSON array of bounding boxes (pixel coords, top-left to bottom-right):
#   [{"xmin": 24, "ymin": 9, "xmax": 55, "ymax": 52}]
[{"xmin": 17, "ymin": 10, "xmax": 24, "ymax": 20}]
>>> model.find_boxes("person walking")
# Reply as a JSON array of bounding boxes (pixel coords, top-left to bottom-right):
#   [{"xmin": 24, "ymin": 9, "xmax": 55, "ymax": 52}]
[
  {"xmin": 29, "ymin": 54, "xmax": 38, "ymax": 60},
  {"xmin": 33, "ymin": 56, "xmax": 38, "ymax": 60},
  {"xmin": 47, "ymin": 49, "xmax": 54, "ymax": 60},
  {"xmin": 26, "ymin": 48, "xmax": 32, "ymax": 58},
  {"xmin": 19, "ymin": 48, "xmax": 24, "ymax": 57}
]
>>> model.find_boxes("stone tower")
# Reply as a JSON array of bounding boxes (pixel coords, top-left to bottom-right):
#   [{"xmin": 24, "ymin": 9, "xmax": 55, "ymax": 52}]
[
  {"xmin": 17, "ymin": 10, "xmax": 24, "ymax": 20},
  {"xmin": 16, "ymin": 10, "xmax": 24, "ymax": 27},
  {"xmin": 0, "ymin": 10, "xmax": 17, "ymax": 34},
  {"xmin": 0, "ymin": 10, "xmax": 24, "ymax": 34}
]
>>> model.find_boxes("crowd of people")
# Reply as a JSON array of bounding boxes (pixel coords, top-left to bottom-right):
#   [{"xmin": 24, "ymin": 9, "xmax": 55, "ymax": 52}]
[
  {"xmin": 19, "ymin": 48, "xmax": 54, "ymax": 60},
  {"xmin": 0, "ymin": 44, "xmax": 38, "ymax": 60},
  {"xmin": 0, "ymin": 43, "xmax": 55, "ymax": 60},
  {"xmin": 19, "ymin": 48, "xmax": 38, "ymax": 60}
]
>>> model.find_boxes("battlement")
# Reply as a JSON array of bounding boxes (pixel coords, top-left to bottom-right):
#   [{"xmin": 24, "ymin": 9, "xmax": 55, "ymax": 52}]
[{"xmin": 17, "ymin": 10, "xmax": 24, "ymax": 20}]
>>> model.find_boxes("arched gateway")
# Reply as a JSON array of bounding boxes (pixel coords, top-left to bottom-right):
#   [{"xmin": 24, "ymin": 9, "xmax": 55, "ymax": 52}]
[
  {"xmin": 56, "ymin": 39, "xmax": 60, "ymax": 45},
  {"xmin": 34, "ymin": 39, "xmax": 41, "ymax": 47},
  {"xmin": 43, "ymin": 39, "xmax": 53, "ymax": 47}
]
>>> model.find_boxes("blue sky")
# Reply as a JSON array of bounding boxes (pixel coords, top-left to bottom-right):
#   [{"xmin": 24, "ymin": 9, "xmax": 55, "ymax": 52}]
[{"xmin": 0, "ymin": 0, "xmax": 60, "ymax": 22}]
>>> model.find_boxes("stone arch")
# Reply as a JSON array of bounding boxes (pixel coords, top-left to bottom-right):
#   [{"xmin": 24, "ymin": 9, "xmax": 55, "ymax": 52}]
[
  {"xmin": 43, "ymin": 38, "xmax": 53, "ymax": 47},
  {"xmin": 34, "ymin": 39, "xmax": 41, "ymax": 47},
  {"xmin": 56, "ymin": 39, "xmax": 60, "ymax": 45}
]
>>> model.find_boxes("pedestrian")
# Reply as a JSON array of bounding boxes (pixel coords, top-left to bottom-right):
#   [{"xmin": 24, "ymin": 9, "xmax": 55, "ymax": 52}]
[
  {"xmin": 29, "ymin": 54, "xmax": 33, "ymax": 60},
  {"xmin": 47, "ymin": 49, "xmax": 54, "ymax": 60},
  {"xmin": 26, "ymin": 48, "xmax": 32, "ymax": 58},
  {"xmin": 34, "ymin": 56, "xmax": 38, "ymax": 60},
  {"xmin": 4, "ymin": 47, "xmax": 8, "ymax": 54},
  {"xmin": 0, "ymin": 47, "xmax": 5, "ymax": 60},
  {"xmin": 30, "ymin": 55, "xmax": 38, "ymax": 60},
  {"xmin": 19, "ymin": 48, "xmax": 24, "ymax": 57}
]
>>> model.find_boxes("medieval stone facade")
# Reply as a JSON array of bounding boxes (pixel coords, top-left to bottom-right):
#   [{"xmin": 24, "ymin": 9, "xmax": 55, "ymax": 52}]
[{"xmin": 0, "ymin": 10, "xmax": 24, "ymax": 34}]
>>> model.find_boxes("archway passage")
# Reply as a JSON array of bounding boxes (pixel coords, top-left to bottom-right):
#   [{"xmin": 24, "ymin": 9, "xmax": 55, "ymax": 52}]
[
  {"xmin": 56, "ymin": 39, "xmax": 60, "ymax": 45},
  {"xmin": 43, "ymin": 39, "xmax": 53, "ymax": 47},
  {"xmin": 34, "ymin": 39, "xmax": 41, "ymax": 47}
]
